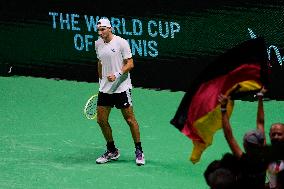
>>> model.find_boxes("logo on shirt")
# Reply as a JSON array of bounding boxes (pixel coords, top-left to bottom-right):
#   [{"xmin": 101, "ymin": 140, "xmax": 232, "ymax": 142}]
[{"xmin": 111, "ymin": 49, "xmax": 116, "ymax": 52}]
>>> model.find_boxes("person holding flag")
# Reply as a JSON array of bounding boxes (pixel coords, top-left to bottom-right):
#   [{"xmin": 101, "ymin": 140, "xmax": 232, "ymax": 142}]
[
  {"xmin": 218, "ymin": 87, "xmax": 268, "ymax": 189},
  {"xmin": 170, "ymin": 37, "xmax": 269, "ymax": 163}
]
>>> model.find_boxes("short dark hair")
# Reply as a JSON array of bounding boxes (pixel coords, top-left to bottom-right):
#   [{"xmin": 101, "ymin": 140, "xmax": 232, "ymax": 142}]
[
  {"xmin": 204, "ymin": 160, "xmax": 221, "ymax": 185},
  {"xmin": 208, "ymin": 168, "xmax": 236, "ymax": 189}
]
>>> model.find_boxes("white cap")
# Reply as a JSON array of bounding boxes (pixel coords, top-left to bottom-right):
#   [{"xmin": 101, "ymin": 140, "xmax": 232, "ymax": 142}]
[{"xmin": 97, "ymin": 18, "xmax": 111, "ymax": 28}]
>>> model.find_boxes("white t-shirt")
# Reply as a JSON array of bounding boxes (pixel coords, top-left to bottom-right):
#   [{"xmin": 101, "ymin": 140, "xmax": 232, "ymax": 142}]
[
  {"xmin": 267, "ymin": 160, "xmax": 284, "ymax": 188},
  {"xmin": 95, "ymin": 35, "xmax": 133, "ymax": 94}
]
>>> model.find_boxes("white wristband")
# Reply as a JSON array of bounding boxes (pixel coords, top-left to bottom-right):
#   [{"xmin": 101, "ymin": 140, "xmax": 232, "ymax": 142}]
[
  {"xmin": 114, "ymin": 71, "xmax": 122, "ymax": 79},
  {"xmin": 221, "ymin": 107, "xmax": 227, "ymax": 112},
  {"xmin": 256, "ymin": 92, "xmax": 264, "ymax": 97}
]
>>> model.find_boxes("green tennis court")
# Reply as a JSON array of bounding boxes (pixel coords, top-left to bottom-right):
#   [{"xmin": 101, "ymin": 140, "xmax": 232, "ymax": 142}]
[{"xmin": 1, "ymin": 76, "xmax": 283, "ymax": 189}]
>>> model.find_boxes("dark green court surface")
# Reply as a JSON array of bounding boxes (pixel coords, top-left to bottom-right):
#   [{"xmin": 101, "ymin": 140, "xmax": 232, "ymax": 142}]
[{"xmin": 1, "ymin": 76, "xmax": 283, "ymax": 189}]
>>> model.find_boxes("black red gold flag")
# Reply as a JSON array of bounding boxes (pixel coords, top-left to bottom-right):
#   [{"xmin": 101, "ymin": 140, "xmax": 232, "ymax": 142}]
[{"xmin": 170, "ymin": 37, "xmax": 269, "ymax": 163}]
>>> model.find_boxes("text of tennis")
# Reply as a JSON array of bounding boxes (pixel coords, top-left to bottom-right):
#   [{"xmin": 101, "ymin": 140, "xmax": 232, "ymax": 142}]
[{"xmin": 49, "ymin": 12, "xmax": 181, "ymax": 58}]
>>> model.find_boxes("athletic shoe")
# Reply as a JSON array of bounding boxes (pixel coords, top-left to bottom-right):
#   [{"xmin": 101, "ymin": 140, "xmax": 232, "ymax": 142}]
[
  {"xmin": 96, "ymin": 148, "xmax": 120, "ymax": 164},
  {"xmin": 135, "ymin": 149, "xmax": 145, "ymax": 166}
]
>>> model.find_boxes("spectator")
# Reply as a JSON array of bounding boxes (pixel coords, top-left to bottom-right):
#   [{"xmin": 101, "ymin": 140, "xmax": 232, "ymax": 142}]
[
  {"xmin": 217, "ymin": 88, "xmax": 268, "ymax": 189},
  {"xmin": 266, "ymin": 123, "xmax": 284, "ymax": 189}
]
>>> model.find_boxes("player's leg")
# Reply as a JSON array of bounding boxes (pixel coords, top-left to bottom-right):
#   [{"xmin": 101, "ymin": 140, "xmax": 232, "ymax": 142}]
[
  {"xmin": 97, "ymin": 105, "xmax": 113, "ymax": 142},
  {"xmin": 121, "ymin": 106, "xmax": 145, "ymax": 166},
  {"xmin": 96, "ymin": 93, "xmax": 120, "ymax": 164},
  {"xmin": 117, "ymin": 89, "xmax": 145, "ymax": 165},
  {"xmin": 121, "ymin": 106, "xmax": 141, "ymax": 143}
]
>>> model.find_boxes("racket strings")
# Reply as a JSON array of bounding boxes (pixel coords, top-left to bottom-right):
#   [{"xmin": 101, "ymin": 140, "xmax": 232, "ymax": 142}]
[
  {"xmin": 86, "ymin": 100, "xmax": 96, "ymax": 115},
  {"xmin": 84, "ymin": 95, "xmax": 97, "ymax": 119}
]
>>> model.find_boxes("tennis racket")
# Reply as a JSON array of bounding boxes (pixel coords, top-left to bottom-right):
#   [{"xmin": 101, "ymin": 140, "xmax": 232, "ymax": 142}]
[{"xmin": 84, "ymin": 93, "xmax": 98, "ymax": 120}]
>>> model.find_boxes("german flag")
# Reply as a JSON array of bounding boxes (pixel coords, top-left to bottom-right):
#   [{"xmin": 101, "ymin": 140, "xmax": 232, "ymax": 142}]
[{"xmin": 170, "ymin": 37, "xmax": 269, "ymax": 163}]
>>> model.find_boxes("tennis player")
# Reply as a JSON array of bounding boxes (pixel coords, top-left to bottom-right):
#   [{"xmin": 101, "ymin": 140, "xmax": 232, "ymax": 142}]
[{"xmin": 94, "ymin": 18, "xmax": 145, "ymax": 166}]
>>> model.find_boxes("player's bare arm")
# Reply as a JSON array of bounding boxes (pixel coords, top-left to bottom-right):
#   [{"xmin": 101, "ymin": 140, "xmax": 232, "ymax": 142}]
[{"xmin": 98, "ymin": 60, "xmax": 102, "ymax": 79}]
